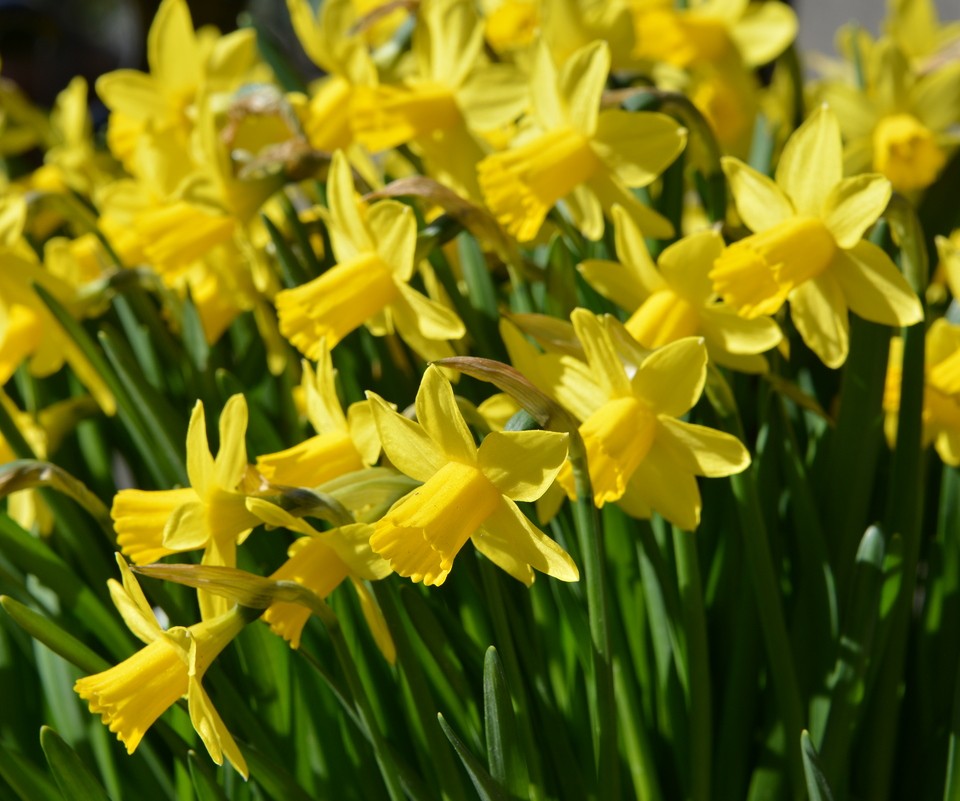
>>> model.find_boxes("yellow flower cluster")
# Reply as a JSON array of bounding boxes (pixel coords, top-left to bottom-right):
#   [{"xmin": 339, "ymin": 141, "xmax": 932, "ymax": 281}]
[{"xmin": 0, "ymin": 0, "xmax": 954, "ymax": 780}]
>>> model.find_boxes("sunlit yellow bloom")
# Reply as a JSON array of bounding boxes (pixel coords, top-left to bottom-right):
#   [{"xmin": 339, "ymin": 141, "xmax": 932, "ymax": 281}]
[
  {"xmin": 630, "ymin": 0, "xmax": 797, "ymax": 70},
  {"xmin": 478, "ymin": 40, "xmax": 686, "ymax": 242},
  {"xmin": 276, "ymin": 150, "xmax": 465, "ymax": 361},
  {"xmin": 75, "ymin": 556, "xmax": 249, "ymax": 777},
  {"xmin": 352, "ymin": 0, "xmax": 528, "ymax": 201},
  {"xmin": 256, "ymin": 346, "xmax": 380, "ymax": 487},
  {"xmin": 246, "ymin": 498, "xmax": 393, "ymax": 657},
  {"xmin": 817, "ymin": 37, "xmax": 960, "ymax": 193},
  {"xmin": 505, "ymin": 310, "xmax": 750, "ymax": 528},
  {"xmin": 710, "ymin": 105, "xmax": 923, "ymax": 368},
  {"xmin": 366, "ymin": 365, "xmax": 578, "ymax": 586},
  {"xmin": 482, "ymin": 0, "xmax": 540, "ymax": 53},
  {"xmin": 885, "ymin": 0, "xmax": 960, "ymax": 69},
  {"xmin": 885, "ymin": 319, "xmax": 960, "ymax": 465},
  {"xmin": 111, "ymin": 395, "xmax": 260, "ymax": 619},
  {"xmin": 579, "ymin": 206, "xmax": 781, "ymax": 372}
]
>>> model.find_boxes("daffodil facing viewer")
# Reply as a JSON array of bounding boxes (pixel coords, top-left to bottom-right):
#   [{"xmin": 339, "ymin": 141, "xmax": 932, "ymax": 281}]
[
  {"xmin": 366, "ymin": 365, "xmax": 579, "ymax": 586},
  {"xmin": 710, "ymin": 104, "xmax": 923, "ymax": 367}
]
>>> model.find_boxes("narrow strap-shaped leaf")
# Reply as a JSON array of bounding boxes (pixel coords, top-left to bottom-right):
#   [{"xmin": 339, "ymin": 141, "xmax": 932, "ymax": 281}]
[
  {"xmin": 483, "ymin": 647, "xmax": 528, "ymax": 797},
  {"xmin": 0, "ymin": 741, "xmax": 61, "ymax": 801},
  {"xmin": 800, "ymin": 731, "xmax": 835, "ymax": 801},
  {"xmin": 438, "ymin": 714, "xmax": 509, "ymax": 801},
  {"xmin": 1, "ymin": 596, "xmax": 110, "ymax": 675},
  {"xmin": 187, "ymin": 752, "xmax": 230, "ymax": 801},
  {"xmin": 262, "ymin": 213, "xmax": 312, "ymax": 288},
  {"xmin": 40, "ymin": 726, "xmax": 112, "ymax": 801}
]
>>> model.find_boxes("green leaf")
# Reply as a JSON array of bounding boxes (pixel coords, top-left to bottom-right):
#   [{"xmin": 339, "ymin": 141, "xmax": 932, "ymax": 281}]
[
  {"xmin": 483, "ymin": 647, "xmax": 528, "ymax": 797},
  {"xmin": 438, "ymin": 714, "xmax": 509, "ymax": 801},
  {"xmin": 0, "ymin": 741, "xmax": 61, "ymax": 801},
  {"xmin": 40, "ymin": 726, "xmax": 112, "ymax": 801},
  {"xmin": 800, "ymin": 731, "xmax": 835, "ymax": 801},
  {"xmin": 0, "ymin": 596, "xmax": 110, "ymax": 675},
  {"xmin": 187, "ymin": 751, "xmax": 230, "ymax": 801},
  {"xmin": 262, "ymin": 212, "xmax": 311, "ymax": 288}
]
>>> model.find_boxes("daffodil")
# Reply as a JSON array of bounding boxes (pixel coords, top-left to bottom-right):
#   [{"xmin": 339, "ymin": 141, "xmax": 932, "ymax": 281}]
[
  {"xmin": 817, "ymin": 35, "xmax": 960, "ymax": 194},
  {"xmin": 710, "ymin": 104, "xmax": 923, "ymax": 368},
  {"xmin": 75, "ymin": 555, "xmax": 250, "ymax": 777},
  {"xmin": 245, "ymin": 499, "xmax": 393, "ymax": 658},
  {"xmin": 505, "ymin": 310, "xmax": 750, "ymax": 528},
  {"xmin": 477, "ymin": 40, "xmax": 686, "ymax": 242},
  {"xmin": 275, "ymin": 150, "xmax": 465, "ymax": 361},
  {"xmin": 256, "ymin": 347, "xmax": 380, "ymax": 487},
  {"xmin": 366, "ymin": 365, "xmax": 578, "ymax": 586},
  {"xmin": 351, "ymin": 0, "xmax": 528, "ymax": 201},
  {"xmin": 885, "ymin": 319, "xmax": 960, "ymax": 465},
  {"xmin": 630, "ymin": 0, "xmax": 797, "ymax": 71},
  {"xmin": 112, "ymin": 395, "xmax": 260, "ymax": 619},
  {"xmin": 579, "ymin": 206, "xmax": 782, "ymax": 372},
  {"xmin": 885, "ymin": 0, "xmax": 960, "ymax": 70}
]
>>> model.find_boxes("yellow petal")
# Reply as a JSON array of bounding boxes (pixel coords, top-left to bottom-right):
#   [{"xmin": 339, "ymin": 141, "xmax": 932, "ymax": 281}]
[
  {"xmin": 658, "ymin": 230, "xmax": 723, "ymax": 305},
  {"xmin": 367, "ymin": 391, "xmax": 446, "ymax": 482},
  {"xmin": 563, "ymin": 183, "xmax": 605, "ymax": 241},
  {"xmin": 558, "ymin": 40, "xmax": 610, "ymax": 137},
  {"xmin": 571, "ymin": 308, "xmax": 632, "ymax": 399},
  {"xmin": 256, "ymin": 431, "xmax": 364, "ymax": 487},
  {"xmin": 303, "ymin": 353, "xmax": 348, "ymax": 435},
  {"xmin": 326, "ymin": 150, "xmax": 373, "ymax": 260},
  {"xmin": 112, "ymin": 488, "xmax": 193, "ymax": 564},
  {"xmin": 789, "ymin": 272, "xmax": 849, "ymax": 369},
  {"xmin": 346, "ymin": 400, "xmax": 383, "ymax": 465},
  {"xmin": 613, "ymin": 203, "xmax": 663, "ymax": 295},
  {"xmin": 215, "ymin": 395, "xmax": 249, "ymax": 490},
  {"xmin": 581, "ymin": 397, "xmax": 657, "ymax": 505},
  {"xmin": 367, "ymin": 200, "xmax": 417, "ymax": 280},
  {"xmin": 577, "ymin": 258, "xmax": 651, "ymax": 311},
  {"xmin": 699, "ymin": 305, "xmax": 783, "ymax": 355},
  {"xmin": 415, "ymin": 364, "xmax": 477, "ymax": 464},
  {"xmin": 416, "ymin": 0, "xmax": 483, "ymax": 87},
  {"xmin": 822, "ymin": 174, "xmax": 892, "ymax": 249},
  {"xmin": 187, "ymin": 678, "xmax": 249, "ymax": 779},
  {"xmin": 585, "ymin": 170, "xmax": 675, "ymax": 239},
  {"xmin": 730, "ymin": 1, "xmax": 797, "ymax": 66},
  {"xmin": 477, "ymin": 430, "xmax": 569, "ymax": 501},
  {"xmin": 626, "ymin": 444, "xmax": 701, "ymax": 531},
  {"xmin": 529, "ymin": 41, "xmax": 564, "ymax": 130},
  {"xmin": 148, "ymin": 0, "xmax": 200, "ymax": 95},
  {"xmin": 591, "ymin": 110, "xmax": 687, "ymax": 188},
  {"xmin": 655, "ymin": 417, "xmax": 750, "ymax": 477},
  {"xmin": 625, "ymin": 290, "xmax": 701, "ymax": 349},
  {"xmin": 831, "ymin": 241, "xmax": 923, "ymax": 327},
  {"xmin": 350, "ymin": 577, "xmax": 396, "ymax": 663},
  {"xmin": 457, "ymin": 65, "xmax": 529, "ymax": 132},
  {"xmin": 775, "ymin": 105, "xmax": 843, "ymax": 217},
  {"xmin": 186, "ymin": 401, "xmax": 215, "ymax": 495},
  {"xmin": 472, "ymin": 497, "xmax": 579, "ymax": 583},
  {"xmin": 162, "ymin": 500, "xmax": 209, "ymax": 551},
  {"xmin": 395, "ymin": 284, "xmax": 466, "ymax": 340},
  {"xmin": 95, "ymin": 71, "xmax": 164, "ymax": 120},
  {"xmin": 721, "ymin": 156, "xmax": 794, "ymax": 233},
  {"xmin": 631, "ymin": 337, "xmax": 707, "ymax": 417}
]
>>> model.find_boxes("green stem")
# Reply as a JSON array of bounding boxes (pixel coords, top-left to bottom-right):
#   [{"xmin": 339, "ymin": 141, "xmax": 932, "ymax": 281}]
[
  {"xmin": 570, "ymin": 448, "xmax": 618, "ymax": 799},
  {"xmin": 673, "ymin": 528, "xmax": 711, "ymax": 801},
  {"xmin": 706, "ymin": 369, "xmax": 806, "ymax": 801}
]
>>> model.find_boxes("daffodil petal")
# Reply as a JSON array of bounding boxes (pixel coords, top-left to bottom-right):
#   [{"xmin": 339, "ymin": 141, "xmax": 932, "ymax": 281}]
[
  {"xmin": 458, "ymin": 65, "xmax": 530, "ymax": 131},
  {"xmin": 95, "ymin": 71, "xmax": 164, "ymax": 120},
  {"xmin": 730, "ymin": 1, "xmax": 798, "ymax": 67},
  {"xmin": 631, "ymin": 337, "xmax": 707, "ymax": 417},
  {"xmin": 626, "ymin": 444, "xmax": 701, "ymax": 531},
  {"xmin": 112, "ymin": 487, "xmax": 193, "ymax": 564},
  {"xmin": 775, "ymin": 105, "xmax": 843, "ymax": 217},
  {"xmin": 368, "ymin": 201, "xmax": 416, "ymax": 281},
  {"xmin": 350, "ymin": 578, "xmax": 396, "ymax": 663},
  {"xmin": 186, "ymin": 401, "xmax": 215, "ymax": 495},
  {"xmin": 789, "ymin": 271, "xmax": 849, "ymax": 369},
  {"xmin": 477, "ymin": 429, "xmax": 569, "ymax": 501},
  {"xmin": 591, "ymin": 110, "xmax": 687, "ymax": 188},
  {"xmin": 558, "ymin": 40, "xmax": 610, "ymax": 137},
  {"xmin": 304, "ymin": 353, "xmax": 348, "ymax": 435},
  {"xmin": 571, "ymin": 308, "xmax": 632, "ymax": 398},
  {"xmin": 108, "ymin": 578, "xmax": 163, "ymax": 647},
  {"xmin": 327, "ymin": 150, "xmax": 372, "ymax": 260},
  {"xmin": 587, "ymin": 171, "xmax": 675, "ymax": 239},
  {"xmin": 187, "ymin": 678, "xmax": 249, "ymax": 779},
  {"xmin": 473, "ymin": 497, "xmax": 579, "ymax": 583},
  {"xmin": 215, "ymin": 395, "xmax": 249, "ymax": 491},
  {"xmin": 656, "ymin": 417, "xmax": 751, "ymax": 477},
  {"xmin": 529, "ymin": 41, "xmax": 564, "ymax": 130},
  {"xmin": 721, "ymin": 156, "xmax": 793, "ymax": 233},
  {"xmin": 148, "ymin": 0, "xmax": 200, "ymax": 93},
  {"xmin": 913, "ymin": 62, "xmax": 960, "ymax": 134},
  {"xmin": 831, "ymin": 241, "xmax": 923, "ymax": 327},
  {"xmin": 658, "ymin": 230, "xmax": 723, "ymax": 305},
  {"xmin": 162, "ymin": 500, "xmax": 208, "ymax": 551},
  {"xmin": 612, "ymin": 204, "xmax": 663, "ymax": 294},
  {"xmin": 699, "ymin": 305, "xmax": 783, "ymax": 355},
  {"xmin": 563, "ymin": 183, "xmax": 605, "ymax": 241},
  {"xmin": 415, "ymin": 364, "xmax": 477, "ymax": 463},
  {"xmin": 367, "ymin": 391, "xmax": 445, "ymax": 482},
  {"xmin": 577, "ymin": 258, "xmax": 650, "ymax": 310},
  {"xmin": 822, "ymin": 174, "xmax": 892, "ymax": 249},
  {"xmin": 395, "ymin": 283, "xmax": 466, "ymax": 340}
]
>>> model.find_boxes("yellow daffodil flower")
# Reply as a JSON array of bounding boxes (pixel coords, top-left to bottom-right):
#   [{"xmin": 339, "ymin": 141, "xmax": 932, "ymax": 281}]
[
  {"xmin": 579, "ymin": 206, "xmax": 782, "ymax": 372},
  {"xmin": 477, "ymin": 40, "xmax": 686, "ymax": 242},
  {"xmin": 352, "ymin": 0, "xmax": 528, "ymax": 201},
  {"xmin": 885, "ymin": 319, "xmax": 960, "ymax": 465},
  {"xmin": 275, "ymin": 150, "xmax": 465, "ymax": 361},
  {"xmin": 630, "ymin": 0, "xmax": 797, "ymax": 70},
  {"xmin": 112, "ymin": 395, "xmax": 260, "ymax": 619},
  {"xmin": 818, "ymin": 37, "xmax": 960, "ymax": 193},
  {"xmin": 366, "ymin": 365, "xmax": 578, "ymax": 586},
  {"xmin": 886, "ymin": 0, "xmax": 960, "ymax": 70},
  {"xmin": 246, "ymin": 499, "xmax": 393, "ymax": 658},
  {"xmin": 75, "ymin": 555, "xmax": 250, "ymax": 777},
  {"xmin": 505, "ymin": 310, "xmax": 750, "ymax": 528},
  {"xmin": 256, "ymin": 347, "xmax": 380, "ymax": 487},
  {"xmin": 710, "ymin": 104, "xmax": 923, "ymax": 368}
]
